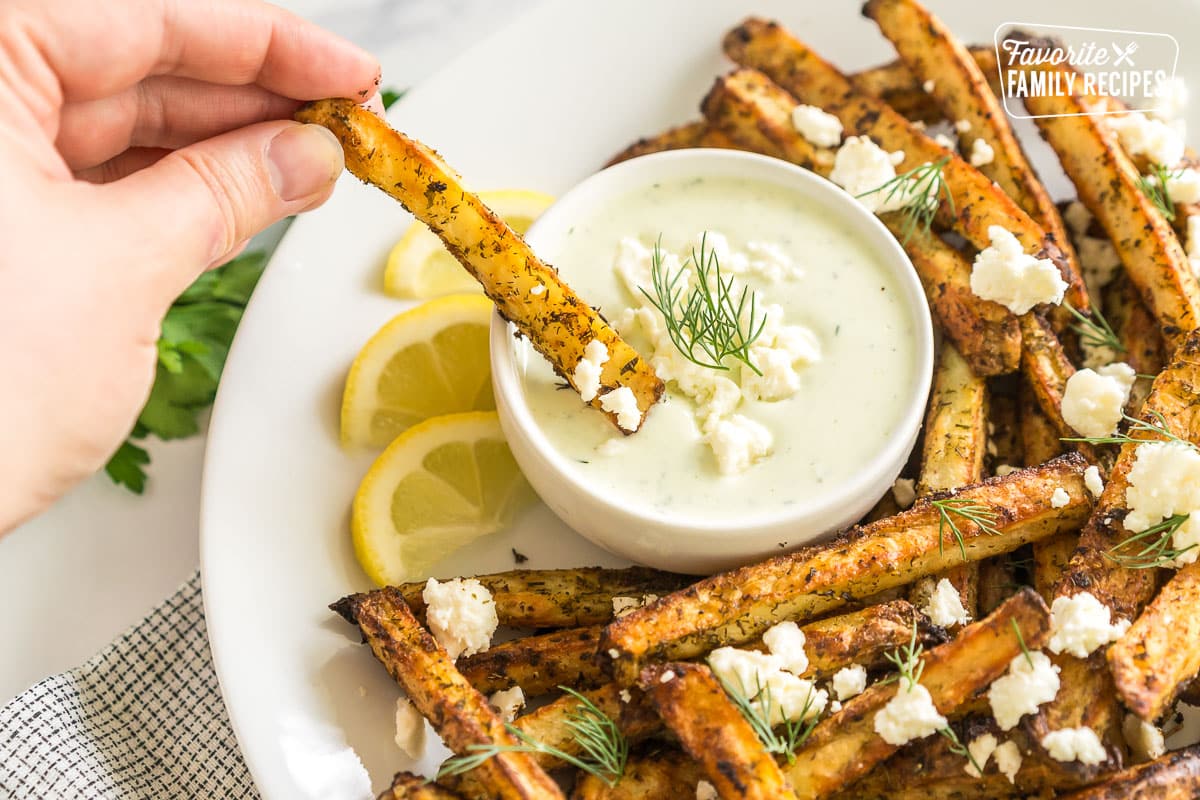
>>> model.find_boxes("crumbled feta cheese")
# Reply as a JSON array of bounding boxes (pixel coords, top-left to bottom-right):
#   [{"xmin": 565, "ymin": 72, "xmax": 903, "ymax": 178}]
[
  {"xmin": 1124, "ymin": 714, "xmax": 1166, "ymax": 762},
  {"xmin": 934, "ymin": 132, "xmax": 957, "ymax": 151},
  {"xmin": 832, "ymin": 664, "xmax": 868, "ymax": 700},
  {"xmin": 763, "ymin": 621, "xmax": 810, "ymax": 675},
  {"xmin": 1051, "ymin": 487, "xmax": 1071, "ymax": 508},
  {"xmin": 394, "ymin": 696, "xmax": 427, "ymax": 758},
  {"xmin": 1042, "ymin": 727, "xmax": 1106, "ymax": 765},
  {"xmin": 708, "ymin": 646, "xmax": 827, "ymax": 725},
  {"xmin": 923, "ymin": 79, "xmax": 936, "ymax": 93},
  {"xmin": 830, "ymin": 136, "xmax": 917, "ymax": 213},
  {"xmin": 1064, "ymin": 201, "xmax": 1092, "ymax": 236},
  {"xmin": 970, "ymin": 225, "xmax": 1067, "ymax": 314},
  {"xmin": 705, "ymin": 414, "xmax": 774, "ymax": 475},
  {"xmin": 489, "ymin": 686, "xmax": 526, "ymax": 722},
  {"xmin": 791, "ymin": 104, "xmax": 844, "ymax": 148},
  {"xmin": 607, "ymin": 648, "xmax": 620, "ymax": 659},
  {"xmin": 891, "ymin": 477, "xmax": 917, "ymax": 508},
  {"xmin": 874, "ymin": 683, "xmax": 948, "ymax": 745},
  {"xmin": 963, "ymin": 733, "xmax": 998, "ymax": 778},
  {"xmin": 955, "ymin": 119, "xmax": 972, "ymax": 133},
  {"xmin": 1048, "ymin": 592, "xmax": 1130, "ymax": 658},
  {"xmin": 600, "ymin": 386, "xmax": 641, "ymax": 432},
  {"xmin": 529, "ymin": 283, "xmax": 546, "ymax": 296},
  {"xmin": 573, "ymin": 339, "xmax": 608, "ymax": 403},
  {"xmin": 612, "ymin": 596, "xmax": 640, "ymax": 617},
  {"xmin": 1084, "ymin": 465, "xmax": 1104, "ymax": 498},
  {"xmin": 1061, "ymin": 363, "xmax": 1135, "ymax": 438},
  {"xmin": 659, "ymin": 670, "xmax": 676, "ymax": 683},
  {"xmin": 619, "ymin": 689, "xmax": 632, "ymax": 703},
  {"xmin": 422, "ymin": 578, "xmax": 498, "ymax": 660},
  {"xmin": 695, "ymin": 780, "xmax": 718, "ymax": 800},
  {"xmin": 923, "ymin": 578, "xmax": 971, "ymax": 628},
  {"xmin": 1107, "ymin": 113, "xmax": 1185, "ymax": 167},
  {"xmin": 993, "ymin": 740, "xmax": 1022, "ymax": 783},
  {"xmin": 988, "ymin": 651, "xmax": 1061, "ymax": 730},
  {"xmin": 969, "ymin": 138, "xmax": 995, "ymax": 167},
  {"xmin": 1124, "ymin": 440, "xmax": 1200, "ymax": 566},
  {"xmin": 744, "ymin": 240, "xmax": 804, "ymax": 282},
  {"xmin": 1165, "ymin": 169, "xmax": 1200, "ymax": 204},
  {"xmin": 995, "ymin": 464, "xmax": 1018, "ymax": 477},
  {"xmin": 1151, "ymin": 76, "xmax": 1189, "ymax": 120},
  {"xmin": 830, "ymin": 699, "xmax": 843, "ymax": 713},
  {"xmin": 1076, "ymin": 236, "xmax": 1122, "ymax": 298}
]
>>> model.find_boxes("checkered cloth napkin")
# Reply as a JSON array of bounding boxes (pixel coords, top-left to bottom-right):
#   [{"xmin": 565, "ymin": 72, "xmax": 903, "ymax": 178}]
[{"xmin": 0, "ymin": 571, "xmax": 258, "ymax": 799}]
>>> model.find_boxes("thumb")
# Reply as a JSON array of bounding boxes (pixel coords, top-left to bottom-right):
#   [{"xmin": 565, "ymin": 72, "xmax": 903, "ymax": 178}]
[{"xmin": 105, "ymin": 119, "xmax": 344, "ymax": 302}]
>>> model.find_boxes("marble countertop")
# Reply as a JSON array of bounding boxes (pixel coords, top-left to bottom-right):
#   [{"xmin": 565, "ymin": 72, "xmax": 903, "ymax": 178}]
[{"xmin": 0, "ymin": 0, "xmax": 538, "ymax": 706}]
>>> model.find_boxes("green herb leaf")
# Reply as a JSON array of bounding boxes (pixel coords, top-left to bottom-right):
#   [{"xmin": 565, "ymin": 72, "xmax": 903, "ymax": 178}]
[
  {"xmin": 1011, "ymin": 619, "xmax": 1034, "ymax": 669},
  {"xmin": 103, "ymin": 440, "xmax": 151, "ymax": 494},
  {"xmin": 930, "ymin": 497, "xmax": 1001, "ymax": 561},
  {"xmin": 641, "ymin": 233, "xmax": 767, "ymax": 375},
  {"xmin": 1062, "ymin": 410, "xmax": 1193, "ymax": 449},
  {"xmin": 1063, "ymin": 301, "xmax": 1124, "ymax": 354},
  {"xmin": 857, "ymin": 156, "xmax": 954, "ymax": 244},
  {"xmin": 711, "ymin": 667, "xmax": 821, "ymax": 764},
  {"xmin": 938, "ymin": 725, "xmax": 984, "ymax": 776},
  {"xmin": 381, "ymin": 87, "xmax": 407, "ymax": 110},
  {"xmin": 1105, "ymin": 513, "xmax": 1195, "ymax": 569},
  {"xmin": 1136, "ymin": 164, "xmax": 1185, "ymax": 222},
  {"xmin": 881, "ymin": 620, "xmax": 926, "ymax": 690}
]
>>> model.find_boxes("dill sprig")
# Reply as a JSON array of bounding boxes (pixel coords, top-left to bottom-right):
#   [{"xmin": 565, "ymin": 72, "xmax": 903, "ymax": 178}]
[
  {"xmin": 939, "ymin": 725, "xmax": 985, "ymax": 776},
  {"xmin": 1136, "ymin": 164, "xmax": 1186, "ymax": 222},
  {"xmin": 436, "ymin": 687, "xmax": 627, "ymax": 786},
  {"xmin": 930, "ymin": 497, "xmax": 1001, "ymax": 560},
  {"xmin": 1105, "ymin": 513, "xmax": 1195, "ymax": 569},
  {"xmin": 1061, "ymin": 410, "xmax": 1192, "ymax": 448},
  {"xmin": 857, "ymin": 156, "xmax": 955, "ymax": 244},
  {"xmin": 881, "ymin": 621, "xmax": 926, "ymax": 690},
  {"xmin": 641, "ymin": 233, "xmax": 767, "ymax": 376},
  {"xmin": 712, "ymin": 669, "xmax": 820, "ymax": 763},
  {"xmin": 1064, "ymin": 302, "xmax": 1124, "ymax": 354},
  {"xmin": 1011, "ymin": 619, "xmax": 1034, "ymax": 669}
]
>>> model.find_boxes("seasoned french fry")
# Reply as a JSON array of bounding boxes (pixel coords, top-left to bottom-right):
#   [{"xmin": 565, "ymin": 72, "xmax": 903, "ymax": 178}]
[
  {"xmin": 334, "ymin": 567, "xmax": 691, "ymax": 630},
  {"xmin": 1105, "ymin": 276, "xmax": 1166, "ymax": 413},
  {"xmin": 1018, "ymin": 383, "xmax": 1075, "ymax": 601},
  {"xmin": 605, "ymin": 121, "xmax": 744, "ymax": 167},
  {"xmin": 601, "ymin": 455, "xmax": 1091, "ymax": 685},
  {"xmin": 700, "ymin": 69, "xmax": 1021, "ymax": 376},
  {"xmin": 572, "ymin": 751, "xmax": 704, "ymax": 800},
  {"xmin": 793, "ymin": 600, "xmax": 938, "ymax": 678},
  {"xmin": 1020, "ymin": 312, "xmax": 1097, "ymax": 463},
  {"xmin": 458, "ymin": 625, "xmax": 605, "ymax": 696},
  {"xmin": 850, "ymin": 45, "xmax": 1000, "ymax": 104},
  {"xmin": 382, "ymin": 773, "xmax": 465, "ymax": 800},
  {"xmin": 783, "ymin": 588, "xmax": 1051, "ymax": 800},
  {"xmin": 909, "ymin": 343, "xmax": 988, "ymax": 618},
  {"xmin": 1030, "ymin": 329, "xmax": 1200, "ymax": 775},
  {"xmin": 1010, "ymin": 55, "xmax": 1200, "ymax": 352},
  {"xmin": 1056, "ymin": 746, "xmax": 1200, "ymax": 799},
  {"xmin": 640, "ymin": 663, "xmax": 795, "ymax": 800},
  {"xmin": 1110, "ymin": 561, "xmax": 1200, "ymax": 722},
  {"xmin": 339, "ymin": 588, "xmax": 563, "ymax": 800},
  {"xmin": 863, "ymin": 0, "xmax": 1088, "ymax": 322},
  {"xmin": 722, "ymin": 18, "xmax": 1078, "ymax": 301},
  {"xmin": 295, "ymin": 99, "xmax": 664, "ymax": 431}
]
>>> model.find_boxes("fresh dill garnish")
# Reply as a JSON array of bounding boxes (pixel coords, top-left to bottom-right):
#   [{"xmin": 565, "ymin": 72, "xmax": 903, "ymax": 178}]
[
  {"xmin": 929, "ymin": 497, "xmax": 1001, "ymax": 560},
  {"xmin": 1061, "ymin": 410, "xmax": 1192, "ymax": 448},
  {"xmin": 1136, "ymin": 163, "xmax": 1186, "ymax": 222},
  {"xmin": 1105, "ymin": 513, "xmax": 1195, "ymax": 569},
  {"xmin": 881, "ymin": 621, "xmax": 926, "ymax": 690},
  {"xmin": 436, "ymin": 687, "xmax": 627, "ymax": 785},
  {"xmin": 939, "ymin": 725, "xmax": 984, "ymax": 776},
  {"xmin": 711, "ymin": 669, "xmax": 820, "ymax": 763},
  {"xmin": 641, "ymin": 233, "xmax": 767, "ymax": 375},
  {"xmin": 1063, "ymin": 302, "xmax": 1124, "ymax": 354},
  {"xmin": 857, "ymin": 156, "xmax": 955, "ymax": 245},
  {"xmin": 1011, "ymin": 619, "xmax": 1034, "ymax": 669}
]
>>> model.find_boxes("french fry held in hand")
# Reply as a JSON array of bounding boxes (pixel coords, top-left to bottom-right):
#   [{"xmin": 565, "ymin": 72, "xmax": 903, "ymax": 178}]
[{"xmin": 295, "ymin": 99, "xmax": 664, "ymax": 432}]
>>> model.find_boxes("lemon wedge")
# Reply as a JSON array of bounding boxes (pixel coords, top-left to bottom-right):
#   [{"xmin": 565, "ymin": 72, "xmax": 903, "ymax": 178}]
[
  {"xmin": 383, "ymin": 189, "xmax": 555, "ymax": 299},
  {"xmin": 341, "ymin": 294, "xmax": 495, "ymax": 448},
  {"xmin": 352, "ymin": 411, "xmax": 536, "ymax": 584}
]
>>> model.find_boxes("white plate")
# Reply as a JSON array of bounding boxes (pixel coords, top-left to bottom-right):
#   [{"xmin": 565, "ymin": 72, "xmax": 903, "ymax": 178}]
[{"xmin": 201, "ymin": 2, "xmax": 1200, "ymax": 797}]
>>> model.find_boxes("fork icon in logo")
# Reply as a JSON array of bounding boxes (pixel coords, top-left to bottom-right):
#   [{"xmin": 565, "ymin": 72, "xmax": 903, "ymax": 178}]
[{"xmin": 1112, "ymin": 41, "xmax": 1138, "ymax": 66}]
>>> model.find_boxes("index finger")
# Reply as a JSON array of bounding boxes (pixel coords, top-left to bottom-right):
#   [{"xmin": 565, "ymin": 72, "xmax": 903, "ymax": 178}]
[{"xmin": 18, "ymin": 0, "xmax": 380, "ymax": 103}]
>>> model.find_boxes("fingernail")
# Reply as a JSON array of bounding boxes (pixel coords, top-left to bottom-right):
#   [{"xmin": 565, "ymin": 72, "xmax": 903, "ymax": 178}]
[{"xmin": 267, "ymin": 123, "xmax": 343, "ymax": 202}]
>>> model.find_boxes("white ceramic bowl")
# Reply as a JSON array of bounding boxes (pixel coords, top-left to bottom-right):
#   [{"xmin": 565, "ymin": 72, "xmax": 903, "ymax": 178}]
[{"xmin": 490, "ymin": 149, "xmax": 933, "ymax": 573}]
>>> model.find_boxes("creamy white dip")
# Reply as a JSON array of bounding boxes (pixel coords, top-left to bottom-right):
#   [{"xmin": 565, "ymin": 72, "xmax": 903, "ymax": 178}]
[{"xmin": 517, "ymin": 175, "xmax": 920, "ymax": 522}]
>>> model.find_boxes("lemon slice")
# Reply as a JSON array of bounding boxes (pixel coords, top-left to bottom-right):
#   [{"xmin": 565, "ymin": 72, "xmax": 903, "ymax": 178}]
[
  {"xmin": 383, "ymin": 189, "xmax": 555, "ymax": 299},
  {"xmin": 352, "ymin": 411, "xmax": 536, "ymax": 584},
  {"xmin": 342, "ymin": 294, "xmax": 495, "ymax": 448}
]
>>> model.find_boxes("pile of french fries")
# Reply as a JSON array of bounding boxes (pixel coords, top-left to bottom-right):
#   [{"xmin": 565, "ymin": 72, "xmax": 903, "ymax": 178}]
[{"xmin": 303, "ymin": 1, "xmax": 1200, "ymax": 797}]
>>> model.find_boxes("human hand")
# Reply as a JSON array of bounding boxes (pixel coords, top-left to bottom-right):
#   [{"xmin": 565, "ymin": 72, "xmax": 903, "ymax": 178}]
[{"xmin": 0, "ymin": 0, "xmax": 379, "ymax": 533}]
